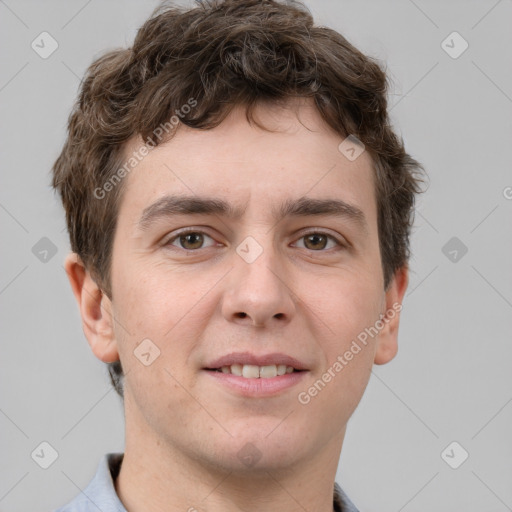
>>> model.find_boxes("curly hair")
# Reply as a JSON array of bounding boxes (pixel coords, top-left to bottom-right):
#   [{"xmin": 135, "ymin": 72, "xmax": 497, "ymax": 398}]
[{"xmin": 52, "ymin": 0, "xmax": 425, "ymax": 399}]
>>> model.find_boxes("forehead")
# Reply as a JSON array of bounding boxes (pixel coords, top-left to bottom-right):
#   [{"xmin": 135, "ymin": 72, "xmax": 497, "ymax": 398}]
[{"xmin": 117, "ymin": 99, "xmax": 377, "ymax": 229}]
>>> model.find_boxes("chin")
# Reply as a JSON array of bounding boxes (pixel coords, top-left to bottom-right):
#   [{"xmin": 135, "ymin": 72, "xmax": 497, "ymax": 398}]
[{"xmin": 213, "ymin": 421, "xmax": 309, "ymax": 471}]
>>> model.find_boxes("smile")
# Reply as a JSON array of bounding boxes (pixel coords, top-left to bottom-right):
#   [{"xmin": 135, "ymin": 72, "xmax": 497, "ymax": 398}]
[
  {"xmin": 211, "ymin": 364, "xmax": 300, "ymax": 378},
  {"xmin": 203, "ymin": 352, "xmax": 309, "ymax": 396}
]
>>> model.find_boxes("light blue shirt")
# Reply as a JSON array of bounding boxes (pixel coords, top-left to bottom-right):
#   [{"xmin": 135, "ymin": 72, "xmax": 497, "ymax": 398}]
[{"xmin": 54, "ymin": 453, "xmax": 360, "ymax": 512}]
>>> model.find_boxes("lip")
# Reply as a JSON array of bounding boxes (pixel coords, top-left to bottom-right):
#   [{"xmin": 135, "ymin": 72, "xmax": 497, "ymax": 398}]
[
  {"xmin": 203, "ymin": 369, "xmax": 308, "ymax": 397},
  {"xmin": 204, "ymin": 351, "xmax": 309, "ymax": 371}
]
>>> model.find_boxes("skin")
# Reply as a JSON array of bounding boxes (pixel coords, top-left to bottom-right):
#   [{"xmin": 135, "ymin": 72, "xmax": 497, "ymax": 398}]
[{"xmin": 65, "ymin": 98, "xmax": 408, "ymax": 512}]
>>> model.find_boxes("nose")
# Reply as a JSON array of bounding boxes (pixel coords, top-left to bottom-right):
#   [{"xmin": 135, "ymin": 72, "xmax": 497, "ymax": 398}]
[{"xmin": 221, "ymin": 243, "xmax": 296, "ymax": 328}]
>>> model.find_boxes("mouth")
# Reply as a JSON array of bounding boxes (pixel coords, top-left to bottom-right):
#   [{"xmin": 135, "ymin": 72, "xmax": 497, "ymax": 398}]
[
  {"xmin": 205, "ymin": 364, "xmax": 304, "ymax": 379},
  {"xmin": 203, "ymin": 352, "xmax": 309, "ymax": 397}
]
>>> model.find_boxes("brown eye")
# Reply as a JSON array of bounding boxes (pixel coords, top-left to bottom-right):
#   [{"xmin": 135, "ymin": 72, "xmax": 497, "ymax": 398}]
[
  {"xmin": 179, "ymin": 232, "xmax": 204, "ymax": 250},
  {"xmin": 167, "ymin": 230, "xmax": 216, "ymax": 250},
  {"xmin": 295, "ymin": 232, "xmax": 342, "ymax": 251},
  {"xmin": 304, "ymin": 233, "xmax": 328, "ymax": 250}
]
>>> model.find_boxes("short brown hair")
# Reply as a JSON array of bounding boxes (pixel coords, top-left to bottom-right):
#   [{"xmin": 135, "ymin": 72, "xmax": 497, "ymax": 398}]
[{"xmin": 52, "ymin": 0, "xmax": 425, "ymax": 399}]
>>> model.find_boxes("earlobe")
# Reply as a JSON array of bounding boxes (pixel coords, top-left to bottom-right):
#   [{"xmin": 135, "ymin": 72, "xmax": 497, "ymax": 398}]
[
  {"xmin": 374, "ymin": 266, "xmax": 409, "ymax": 365},
  {"xmin": 64, "ymin": 253, "xmax": 120, "ymax": 363}
]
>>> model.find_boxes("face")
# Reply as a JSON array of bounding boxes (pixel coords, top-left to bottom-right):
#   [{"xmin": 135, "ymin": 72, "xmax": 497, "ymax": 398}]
[{"xmin": 78, "ymin": 98, "xmax": 406, "ymax": 474}]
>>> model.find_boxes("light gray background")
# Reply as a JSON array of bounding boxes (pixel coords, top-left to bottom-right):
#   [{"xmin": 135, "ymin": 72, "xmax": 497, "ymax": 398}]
[{"xmin": 1, "ymin": 0, "xmax": 511, "ymax": 510}]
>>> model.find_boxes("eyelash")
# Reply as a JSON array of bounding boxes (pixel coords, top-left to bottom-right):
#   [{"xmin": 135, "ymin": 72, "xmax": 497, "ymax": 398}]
[{"xmin": 164, "ymin": 228, "xmax": 346, "ymax": 252}]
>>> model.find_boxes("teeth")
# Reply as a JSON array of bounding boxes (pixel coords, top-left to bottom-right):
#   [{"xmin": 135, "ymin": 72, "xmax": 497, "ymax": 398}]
[
  {"xmin": 230, "ymin": 364, "xmax": 243, "ymax": 376},
  {"xmin": 259, "ymin": 365, "xmax": 277, "ymax": 378},
  {"xmin": 242, "ymin": 364, "xmax": 260, "ymax": 379},
  {"xmin": 218, "ymin": 364, "xmax": 296, "ymax": 378}
]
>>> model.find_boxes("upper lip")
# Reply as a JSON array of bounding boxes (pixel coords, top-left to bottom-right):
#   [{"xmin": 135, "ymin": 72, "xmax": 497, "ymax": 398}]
[{"xmin": 205, "ymin": 352, "xmax": 309, "ymax": 371}]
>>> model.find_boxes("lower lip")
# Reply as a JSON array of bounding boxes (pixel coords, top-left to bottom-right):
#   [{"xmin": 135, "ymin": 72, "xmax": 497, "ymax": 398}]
[{"xmin": 203, "ymin": 370, "xmax": 308, "ymax": 397}]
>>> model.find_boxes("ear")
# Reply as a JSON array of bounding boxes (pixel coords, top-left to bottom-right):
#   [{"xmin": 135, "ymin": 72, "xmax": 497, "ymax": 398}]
[
  {"xmin": 64, "ymin": 252, "xmax": 119, "ymax": 363},
  {"xmin": 374, "ymin": 266, "xmax": 409, "ymax": 365}
]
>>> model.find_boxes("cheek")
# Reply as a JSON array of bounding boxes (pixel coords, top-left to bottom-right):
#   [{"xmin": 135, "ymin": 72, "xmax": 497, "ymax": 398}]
[
  {"xmin": 300, "ymin": 280, "xmax": 379, "ymax": 422},
  {"xmin": 110, "ymin": 261, "xmax": 216, "ymax": 374},
  {"xmin": 112, "ymin": 260, "xmax": 195, "ymax": 330},
  {"xmin": 314, "ymin": 269, "xmax": 383, "ymax": 342},
  {"xmin": 307, "ymin": 273, "xmax": 381, "ymax": 406}
]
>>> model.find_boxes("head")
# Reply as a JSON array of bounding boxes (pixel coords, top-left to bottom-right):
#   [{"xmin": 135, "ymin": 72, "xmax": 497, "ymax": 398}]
[{"xmin": 53, "ymin": 0, "xmax": 424, "ymax": 473}]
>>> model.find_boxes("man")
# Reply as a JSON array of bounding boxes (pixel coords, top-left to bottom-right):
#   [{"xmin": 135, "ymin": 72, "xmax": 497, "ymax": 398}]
[{"xmin": 52, "ymin": 0, "xmax": 424, "ymax": 510}]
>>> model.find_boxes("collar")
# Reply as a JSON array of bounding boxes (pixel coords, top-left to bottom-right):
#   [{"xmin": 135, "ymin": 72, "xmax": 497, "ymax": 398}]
[{"xmin": 54, "ymin": 452, "xmax": 359, "ymax": 512}]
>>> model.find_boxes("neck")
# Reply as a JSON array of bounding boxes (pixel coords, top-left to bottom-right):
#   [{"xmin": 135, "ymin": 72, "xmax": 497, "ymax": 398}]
[
  {"xmin": 115, "ymin": 393, "xmax": 345, "ymax": 512},
  {"xmin": 116, "ymin": 452, "xmax": 340, "ymax": 512}
]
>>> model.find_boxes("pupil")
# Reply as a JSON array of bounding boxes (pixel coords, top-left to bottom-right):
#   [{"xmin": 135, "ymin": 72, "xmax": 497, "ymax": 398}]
[
  {"xmin": 306, "ymin": 234, "xmax": 326, "ymax": 250},
  {"xmin": 182, "ymin": 233, "xmax": 203, "ymax": 249}
]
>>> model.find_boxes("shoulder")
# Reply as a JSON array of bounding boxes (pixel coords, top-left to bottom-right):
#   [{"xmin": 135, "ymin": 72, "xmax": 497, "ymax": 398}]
[
  {"xmin": 334, "ymin": 481, "xmax": 360, "ymax": 512},
  {"xmin": 52, "ymin": 453, "xmax": 125, "ymax": 512}
]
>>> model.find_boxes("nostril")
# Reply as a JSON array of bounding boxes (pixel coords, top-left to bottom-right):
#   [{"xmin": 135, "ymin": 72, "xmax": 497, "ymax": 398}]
[{"xmin": 236, "ymin": 312, "xmax": 247, "ymax": 318}]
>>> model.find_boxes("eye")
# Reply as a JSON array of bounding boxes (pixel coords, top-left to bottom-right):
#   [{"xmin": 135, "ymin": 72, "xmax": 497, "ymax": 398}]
[
  {"xmin": 293, "ymin": 231, "xmax": 343, "ymax": 251},
  {"xmin": 165, "ymin": 229, "xmax": 217, "ymax": 251}
]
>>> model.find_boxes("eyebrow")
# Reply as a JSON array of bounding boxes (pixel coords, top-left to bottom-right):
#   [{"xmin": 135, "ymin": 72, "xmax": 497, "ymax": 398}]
[{"xmin": 137, "ymin": 194, "xmax": 368, "ymax": 233}]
